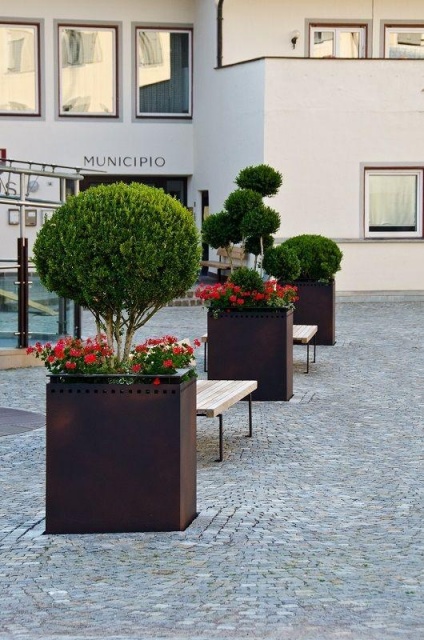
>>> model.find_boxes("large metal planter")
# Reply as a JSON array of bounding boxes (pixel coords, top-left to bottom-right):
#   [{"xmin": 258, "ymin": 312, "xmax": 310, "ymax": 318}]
[
  {"xmin": 207, "ymin": 309, "xmax": 293, "ymax": 401},
  {"xmin": 291, "ymin": 280, "xmax": 336, "ymax": 346},
  {"xmin": 45, "ymin": 374, "xmax": 197, "ymax": 534}
]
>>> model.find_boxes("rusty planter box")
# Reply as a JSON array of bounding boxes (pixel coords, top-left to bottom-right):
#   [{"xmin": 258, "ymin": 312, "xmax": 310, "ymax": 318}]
[
  {"xmin": 207, "ymin": 309, "xmax": 293, "ymax": 401},
  {"xmin": 291, "ymin": 280, "xmax": 336, "ymax": 346},
  {"xmin": 45, "ymin": 375, "xmax": 197, "ymax": 534}
]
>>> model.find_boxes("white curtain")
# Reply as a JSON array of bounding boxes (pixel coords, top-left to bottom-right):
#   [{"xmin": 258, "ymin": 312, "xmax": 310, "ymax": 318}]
[{"xmin": 369, "ymin": 175, "xmax": 417, "ymax": 227}]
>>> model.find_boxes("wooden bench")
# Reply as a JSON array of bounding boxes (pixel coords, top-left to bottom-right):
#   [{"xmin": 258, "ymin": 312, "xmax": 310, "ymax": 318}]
[
  {"xmin": 200, "ymin": 246, "xmax": 247, "ymax": 281},
  {"xmin": 201, "ymin": 324, "xmax": 318, "ymax": 374},
  {"xmin": 196, "ymin": 379, "xmax": 258, "ymax": 462},
  {"xmin": 292, "ymin": 324, "xmax": 317, "ymax": 373}
]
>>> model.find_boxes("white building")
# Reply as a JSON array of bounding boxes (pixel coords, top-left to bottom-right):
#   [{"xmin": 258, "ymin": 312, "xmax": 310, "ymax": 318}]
[{"xmin": 1, "ymin": 0, "xmax": 424, "ymax": 297}]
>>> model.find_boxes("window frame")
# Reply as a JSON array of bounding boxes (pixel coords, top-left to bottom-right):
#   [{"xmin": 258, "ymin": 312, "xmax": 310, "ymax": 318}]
[
  {"xmin": 309, "ymin": 23, "xmax": 368, "ymax": 58},
  {"xmin": 0, "ymin": 20, "xmax": 41, "ymax": 116},
  {"xmin": 384, "ymin": 24, "xmax": 424, "ymax": 59},
  {"xmin": 364, "ymin": 168, "xmax": 423, "ymax": 239},
  {"xmin": 57, "ymin": 22, "xmax": 119, "ymax": 118},
  {"xmin": 134, "ymin": 26, "xmax": 193, "ymax": 119}
]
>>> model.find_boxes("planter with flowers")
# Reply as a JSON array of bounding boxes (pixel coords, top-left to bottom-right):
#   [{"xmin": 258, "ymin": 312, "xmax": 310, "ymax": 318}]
[
  {"xmin": 196, "ymin": 267, "xmax": 298, "ymax": 401},
  {"xmin": 30, "ymin": 182, "xmax": 201, "ymax": 534}
]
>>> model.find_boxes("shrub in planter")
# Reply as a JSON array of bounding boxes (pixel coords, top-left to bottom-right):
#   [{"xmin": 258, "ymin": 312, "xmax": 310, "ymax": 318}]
[
  {"xmin": 30, "ymin": 182, "xmax": 202, "ymax": 533},
  {"xmin": 201, "ymin": 164, "xmax": 284, "ymax": 275},
  {"xmin": 33, "ymin": 182, "xmax": 201, "ymax": 364},
  {"xmin": 265, "ymin": 235, "xmax": 343, "ymax": 346},
  {"xmin": 262, "ymin": 244, "xmax": 301, "ymax": 282},
  {"xmin": 283, "ymin": 234, "xmax": 342, "ymax": 283}
]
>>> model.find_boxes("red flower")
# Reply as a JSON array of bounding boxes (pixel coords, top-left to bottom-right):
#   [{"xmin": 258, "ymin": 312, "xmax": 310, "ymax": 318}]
[
  {"xmin": 153, "ymin": 377, "xmax": 161, "ymax": 385},
  {"xmin": 47, "ymin": 355, "xmax": 56, "ymax": 363},
  {"xmin": 163, "ymin": 359, "xmax": 174, "ymax": 368},
  {"xmin": 84, "ymin": 354, "xmax": 97, "ymax": 365},
  {"xmin": 65, "ymin": 361, "xmax": 77, "ymax": 370},
  {"xmin": 131, "ymin": 364, "xmax": 142, "ymax": 373}
]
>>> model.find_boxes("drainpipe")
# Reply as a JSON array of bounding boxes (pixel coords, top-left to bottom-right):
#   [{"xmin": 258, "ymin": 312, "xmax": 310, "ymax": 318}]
[{"xmin": 216, "ymin": 0, "xmax": 224, "ymax": 67}]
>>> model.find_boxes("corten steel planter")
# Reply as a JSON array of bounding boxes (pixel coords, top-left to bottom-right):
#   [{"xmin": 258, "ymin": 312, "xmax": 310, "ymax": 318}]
[
  {"xmin": 45, "ymin": 374, "xmax": 197, "ymax": 534},
  {"xmin": 290, "ymin": 280, "xmax": 336, "ymax": 346},
  {"xmin": 207, "ymin": 309, "xmax": 293, "ymax": 401}
]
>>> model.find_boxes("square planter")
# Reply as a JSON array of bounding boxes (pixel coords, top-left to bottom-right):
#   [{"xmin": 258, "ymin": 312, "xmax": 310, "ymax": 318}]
[
  {"xmin": 291, "ymin": 280, "xmax": 336, "ymax": 345},
  {"xmin": 207, "ymin": 309, "xmax": 293, "ymax": 401},
  {"xmin": 45, "ymin": 375, "xmax": 197, "ymax": 534}
]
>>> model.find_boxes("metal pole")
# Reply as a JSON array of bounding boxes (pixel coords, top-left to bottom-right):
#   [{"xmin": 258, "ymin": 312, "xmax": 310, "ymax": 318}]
[{"xmin": 17, "ymin": 237, "xmax": 29, "ymax": 349}]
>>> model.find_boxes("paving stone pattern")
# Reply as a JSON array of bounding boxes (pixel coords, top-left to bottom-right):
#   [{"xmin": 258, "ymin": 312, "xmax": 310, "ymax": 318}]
[{"xmin": 0, "ymin": 303, "xmax": 423, "ymax": 640}]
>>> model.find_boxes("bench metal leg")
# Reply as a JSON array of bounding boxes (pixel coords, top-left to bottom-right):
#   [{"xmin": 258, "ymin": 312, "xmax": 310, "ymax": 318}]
[
  {"xmin": 313, "ymin": 335, "xmax": 317, "ymax": 363},
  {"xmin": 216, "ymin": 414, "xmax": 223, "ymax": 462},
  {"xmin": 305, "ymin": 343, "xmax": 310, "ymax": 374},
  {"xmin": 204, "ymin": 341, "xmax": 208, "ymax": 372},
  {"xmin": 247, "ymin": 393, "xmax": 253, "ymax": 438}
]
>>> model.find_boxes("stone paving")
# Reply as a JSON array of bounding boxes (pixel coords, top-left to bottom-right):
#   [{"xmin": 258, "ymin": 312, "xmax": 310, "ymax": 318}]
[{"xmin": 0, "ymin": 302, "xmax": 423, "ymax": 640}]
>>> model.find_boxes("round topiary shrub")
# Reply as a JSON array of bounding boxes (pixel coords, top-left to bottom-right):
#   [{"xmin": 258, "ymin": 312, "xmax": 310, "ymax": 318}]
[
  {"xmin": 228, "ymin": 266, "xmax": 265, "ymax": 292},
  {"xmin": 235, "ymin": 164, "xmax": 283, "ymax": 197},
  {"xmin": 33, "ymin": 182, "xmax": 201, "ymax": 362},
  {"xmin": 262, "ymin": 244, "xmax": 301, "ymax": 281},
  {"xmin": 202, "ymin": 210, "xmax": 242, "ymax": 248},
  {"xmin": 283, "ymin": 234, "xmax": 343, "ymax": 282}
]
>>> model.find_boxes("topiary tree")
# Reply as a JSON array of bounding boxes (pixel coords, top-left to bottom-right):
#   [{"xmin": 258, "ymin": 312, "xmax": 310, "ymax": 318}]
[
  {"xmin": 201, "ymin": 164, "xmax": 283, "ymax": 275},
  {"xmin": 33, "ymin": 182, "xmax": 201, "ymax": 363},
  {"xmin": 283, "ymin": 234, "xmax": 343, "ymax": 282}
]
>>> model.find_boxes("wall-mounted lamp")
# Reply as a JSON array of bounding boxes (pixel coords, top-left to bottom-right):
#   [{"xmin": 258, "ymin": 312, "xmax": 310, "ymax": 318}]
[{"xmin": 291, "ymin": 30, "xmax": 300, "ymax": 49}]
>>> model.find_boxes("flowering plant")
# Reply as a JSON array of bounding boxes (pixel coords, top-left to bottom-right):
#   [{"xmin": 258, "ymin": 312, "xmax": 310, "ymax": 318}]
[
  {"xmin": 27, "ymin": 335, "xmax": 200, "ymax": 384},
  {"xmin": 195, "ymin": 279, "xmax": 298, "ymax": 317}
]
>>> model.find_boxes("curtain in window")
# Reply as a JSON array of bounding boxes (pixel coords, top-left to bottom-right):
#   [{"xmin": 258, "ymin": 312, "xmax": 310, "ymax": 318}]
[{"xmin": 369, "ymin": 175, "xmax": 417, "ymax": 228}]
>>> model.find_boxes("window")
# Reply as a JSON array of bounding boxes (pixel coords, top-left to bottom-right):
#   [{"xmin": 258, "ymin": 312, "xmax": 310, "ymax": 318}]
[
  {"xmin": 385, "ymin": 26, "xmax": 424, "ymax": 59},
  {"xmin": 0, "ymin": 22, "xmax": 40, "ymax": 115},
  {"xmin": 58, "ymin": 25, "xmax": 118, "ymax": 116},
  {"xmin": 136, "ymin": 28, "xmax": 192, "ymax": 117},
  {"xmin": 310, "ymin": 25, "xmax": 366, "ymax": 58},
  {"xmin": 365, "ymin": 169, "xmax": 423, "ymax": 238}
]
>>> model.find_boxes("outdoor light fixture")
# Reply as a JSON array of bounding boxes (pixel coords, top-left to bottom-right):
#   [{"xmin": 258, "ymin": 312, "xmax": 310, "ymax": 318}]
[{"xmin": 291, "ymin": 30, "xmax": 300, "ymax": 49}]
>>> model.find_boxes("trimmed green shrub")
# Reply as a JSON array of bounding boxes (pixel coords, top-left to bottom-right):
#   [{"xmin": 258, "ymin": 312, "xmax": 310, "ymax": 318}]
[
  {"xmin": 235, "ymin": 164, "xmax": 283, "ymax": 197},
  {"xmin": 229, "ymin": 266, "xmax": 264, "ymax": 292},
  {"xmin": 202, "ymin": 210, "xmax": 242, "ymax": 248},
  {"xmin": 262, "ymin": 244, "xmax": 301, "ymax": 281},
  {"xmin": 224, "ymin": 189, "xmax": 263, "ymax": 220},
  {"xmin": 283, "ymin": 234, "xmax": 343, "ymax": 282},
  {"xmin": 33, "ymin": 182, "xmax": 201, "ymax": 362}
]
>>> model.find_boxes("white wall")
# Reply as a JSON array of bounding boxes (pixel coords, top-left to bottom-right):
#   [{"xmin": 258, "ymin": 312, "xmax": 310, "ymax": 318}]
[{"xmin": 222, "ymin": 0, "xmax": 424, "ymax": 64}]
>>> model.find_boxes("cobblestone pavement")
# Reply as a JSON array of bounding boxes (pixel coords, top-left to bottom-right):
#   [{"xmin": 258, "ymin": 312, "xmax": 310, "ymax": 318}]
[{"xmin": 0, "ymin": 303, "xmax": 423, "ymax": 640}]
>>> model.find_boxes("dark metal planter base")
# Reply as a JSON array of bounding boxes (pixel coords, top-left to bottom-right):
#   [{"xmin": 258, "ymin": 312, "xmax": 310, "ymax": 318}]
[
  {"xmin": 207, "ymin": 309, "xmax": 293, "ymax": 401},
  {"xmin": 45, "ymin": 377, "xmax": 196, "ymax": 534},
  {"xmin": 291, "ymin": 280, "xmax": 336, "ymax": 346}
]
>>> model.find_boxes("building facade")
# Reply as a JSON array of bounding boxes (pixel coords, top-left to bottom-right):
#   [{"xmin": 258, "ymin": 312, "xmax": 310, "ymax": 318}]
[{"xmin": 1, "ymin": 0, "xmax": 424, "ymax": 294}]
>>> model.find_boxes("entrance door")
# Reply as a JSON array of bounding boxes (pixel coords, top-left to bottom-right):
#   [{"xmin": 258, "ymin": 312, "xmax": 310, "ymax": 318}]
[{"xmin": 80, "ymin": 174, "xmax": 187, "ymax": 205}]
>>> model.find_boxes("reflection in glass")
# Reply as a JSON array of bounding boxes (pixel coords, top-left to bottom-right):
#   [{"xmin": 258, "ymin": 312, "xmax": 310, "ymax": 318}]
[
  {"xmin": 59, "ymin": 26, "xmax": 116, "ymax": 116},
  {"xmin": 0, "ymin": 23, "xmax": 39, "ymax": 114},
  {"xmin": 137, "ymin": 29, "xmax": 191, "ymax": 116},
  {"xmin": 387, "ymin": 30, "xmax": 424, "ymax": 59},
  {"xmin": 312, "ymin": 31, "xmax": 334, "ymax": 58}
]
